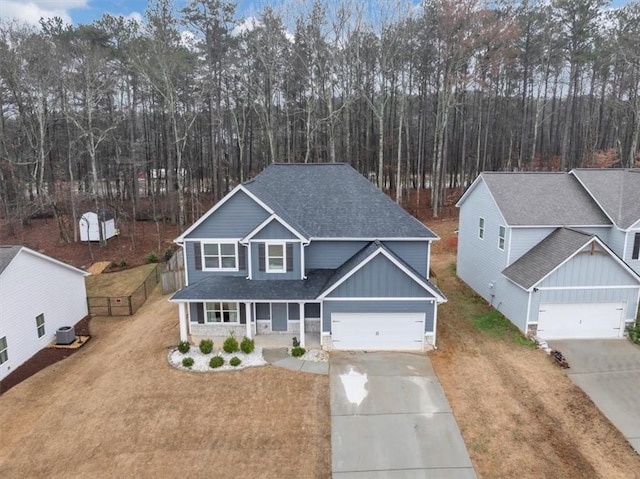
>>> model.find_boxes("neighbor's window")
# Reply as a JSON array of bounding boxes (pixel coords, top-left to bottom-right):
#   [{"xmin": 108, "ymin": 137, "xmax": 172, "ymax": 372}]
[
  {"xmin": 633, "ymin": 233, "xmax": 640, "ymax": 260},
  {"xmin": 498, "ymin": 226, "xmax": 506, "ymax": 250},
  {"xmin": 478, "ymin": 217, "xmax": 485, "ymax": 240},
  {"xmin": 202, "ymin": 242, "xmax": 237, "ymax": 270},
  {"xmin": 205, "ymin": 302, "xmax": 238, "ymax": 323},
  {"xmin": 0, "ymin": 336, "xmax": 8, "ymax": 365},
  {"xmin": 266, "ymin": 243, "xmax": 286, "ymax": 272},
  {"xmin": 36, "ymin": 314, "xmax": 45, "ymax": 338}
]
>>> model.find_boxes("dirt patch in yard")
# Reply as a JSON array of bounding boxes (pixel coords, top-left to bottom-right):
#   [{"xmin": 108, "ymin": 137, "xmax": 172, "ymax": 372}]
[
  {"xmin": 0, "ymin": 287, "xmax": 331, "ymax": 479},
  {"xmin": 427, "ymin": 219, "xmax": 640, "ymax": 479}
]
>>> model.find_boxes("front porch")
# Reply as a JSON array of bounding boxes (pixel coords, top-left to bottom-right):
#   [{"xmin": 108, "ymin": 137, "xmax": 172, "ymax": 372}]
[{"xmin": 189, "ymin": 332, "xmax": 321, "ymax": 350}]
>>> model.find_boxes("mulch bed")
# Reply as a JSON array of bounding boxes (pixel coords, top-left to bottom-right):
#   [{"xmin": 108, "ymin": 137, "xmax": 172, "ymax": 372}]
[{"xmin": 0, "ymin": 316, "xmax": 91, "ymax": 395}]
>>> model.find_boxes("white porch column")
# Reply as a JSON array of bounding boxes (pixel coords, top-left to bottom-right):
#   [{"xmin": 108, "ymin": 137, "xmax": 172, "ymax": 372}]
[
  {"xmin": 299, "ymin": 302, "xmax": 305, "ymax": 348},
  {"xmin": 245, "ymin": 302, "xmax": 253, "ymax": 339},
  {"xmin": 178, "ymin": 302, "xmax": 188, "ymax": 342}
]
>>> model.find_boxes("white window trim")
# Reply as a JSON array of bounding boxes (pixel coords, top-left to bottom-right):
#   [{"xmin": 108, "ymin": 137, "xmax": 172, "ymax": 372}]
[
  {"xmin": 36, "ymin": 313, "xmax": 45, "ymax": 338},
  {"xmin": 266, "ymin": 242, "xmax": 287, "ymax": 273},
  {"xmin": 204, "ymin": 301, "xmax": 240, "ymax": 324},
  {"xmin": 0, "ymin": 336, "xmax": 8, "ymax": 365},
  {"xmin": 202, "ymin": 241, "xmax": 239, "ymax": 272},
  {"xmin": 498, "ymin": 225, "xmax": 506, "ymax": 251},
  {"xmin": 478, "ymin": 217, "xmax": 485, "ymax": 240}
]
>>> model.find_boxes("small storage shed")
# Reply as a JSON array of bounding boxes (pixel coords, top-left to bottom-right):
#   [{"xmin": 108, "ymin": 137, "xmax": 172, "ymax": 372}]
[{"xmin": 79, "ymin": 209, "xmax": 116, "ymax": 242}]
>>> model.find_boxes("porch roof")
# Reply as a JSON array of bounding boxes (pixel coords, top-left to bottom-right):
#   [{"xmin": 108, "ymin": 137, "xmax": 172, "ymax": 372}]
[{"xmin": 171, "ymin": 269, "xmax": 335, "ymax": 301}]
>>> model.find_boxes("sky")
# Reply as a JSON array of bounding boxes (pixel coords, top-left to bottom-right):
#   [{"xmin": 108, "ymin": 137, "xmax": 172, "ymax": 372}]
[{"xmin": 0, "ymin": 0, "xmax": 633, "ymax": 28}]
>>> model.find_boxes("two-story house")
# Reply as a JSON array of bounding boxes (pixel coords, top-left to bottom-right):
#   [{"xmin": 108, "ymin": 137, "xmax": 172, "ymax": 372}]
[
  {"xmin": 456, "ymin": 169, "xmax": 640, "ymax": 340},
  {"xmin": 170, "ymin": 163, "xmax": 446, "ymax": 351}
]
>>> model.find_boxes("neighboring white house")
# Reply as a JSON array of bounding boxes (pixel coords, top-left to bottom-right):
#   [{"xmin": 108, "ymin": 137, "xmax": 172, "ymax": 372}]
[
  {"xmin": 0, "ymin": 246, "xmax": 89, "ymax": 381},
  {"xmin": 79, "ymin": 209, "xmax": 116, "ymax": 242},
  {"xmin": 456, "ymin": 169, "xmax": 640, "ymax": 341}
]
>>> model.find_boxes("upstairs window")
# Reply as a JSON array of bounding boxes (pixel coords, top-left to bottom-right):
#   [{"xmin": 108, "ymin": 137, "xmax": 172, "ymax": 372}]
[
  {"xmin": 36, "ymin": 314, "xmax": 45, "ymax": 338},
  {"xmin": 202, "ymin": 242, "xmax": 237, "ymax": 271},
  {"xmin": 498, "ymin": 226, "xmax": 506, "ymax": 251},
  {"xmin": 633, "ymin": 233, "xmax": 640, "ymax": 260},
  {"xmin": 0, "ymin": 336, "xmax": 7, "ymax": 365},
  {"xmin": 478, "ymin": 217, "xmax": 485, "ymax": 240},
  {"xmin": 205, "ymin": 302, "xmax": 238, "ymax": 323},
  {"xmin": 266, "ymin": 243, "xmax": 286, "ymax": 273}
]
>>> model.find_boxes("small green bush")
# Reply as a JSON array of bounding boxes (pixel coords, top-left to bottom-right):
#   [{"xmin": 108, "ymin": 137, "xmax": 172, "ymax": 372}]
[
  {"xmin": 182, "ymin": 357, "xmax": 194, "ymax": 368},
  {"xmin": 209, "ymin": 355, "xmax": 224, "ymax": 368},
  {"xmin": 199, "ymin": 339, "xmax": 214, "ymax": 354},
  {"xmin": 177, "ymin": 341, "xmax": 190, "ymax": 354},
  {"xmin": 229, "ymin": 356, "xmax": 242, "ymax": 367},
  {"xmin": 628, "ymin": 322, "xmax": 640, "ymax": 344},
  {"xmin": 223, "ymin": 335, "xmax": 239, "ymax": 353},
  {"xmin": 291, "ymin": 346, "xmax": 306, "ymax": 357},
  {"xmin": 164, "ymin": 247, "xmax": 174, "ymax": 261},
  {"xmin": 240, "ymin": 337, "xmax": 255, "ymax": 354},
  {"xmin": 146, "ymin": 251, "xmax": 158, "ymax": 263},
  {"xmin": 119, "ymin": 259, "xmax": 128, "ymax": 268},
  {"xmin": 108, "ymin": 260, "xmax": 118, "ymax": 269}
]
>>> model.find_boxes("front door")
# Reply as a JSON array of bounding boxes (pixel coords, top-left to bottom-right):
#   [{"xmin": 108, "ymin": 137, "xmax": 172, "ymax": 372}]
[{"xmin": 272, "ymin": 303, "xmax": 288, "ymax": 332}]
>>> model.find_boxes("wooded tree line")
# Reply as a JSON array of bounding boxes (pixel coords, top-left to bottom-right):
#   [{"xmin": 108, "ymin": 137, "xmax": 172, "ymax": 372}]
[{"xmin": 1, "ymin": 0, "xmax": 639, "ymax": 236}]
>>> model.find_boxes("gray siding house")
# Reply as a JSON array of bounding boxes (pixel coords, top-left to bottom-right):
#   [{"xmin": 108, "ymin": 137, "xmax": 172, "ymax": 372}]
[
  {"xmin": 171, "ymin": 163, "xmax": 445, "ymax": 351},
  {"xmin": 456, "ymin": 169, "xmax": 640, "ymax": 340}
]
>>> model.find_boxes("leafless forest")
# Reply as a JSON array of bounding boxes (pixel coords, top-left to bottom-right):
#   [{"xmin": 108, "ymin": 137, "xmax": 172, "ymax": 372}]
[{"xmin": 1, "ymin": 0, "xmax": 639, "ymax": 237}]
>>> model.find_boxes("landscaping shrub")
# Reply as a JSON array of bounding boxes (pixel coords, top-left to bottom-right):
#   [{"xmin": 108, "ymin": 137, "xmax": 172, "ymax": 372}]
[
  {"xmin": 240, "ymin": 336, "xmax": 255, "ymax": 354},
  {"xmin": 628, "ymin": 322, "xmax": 640, "ymax": 344},
  {"xmin": 230, "ymin": 356, "xmax": 242, "ymax": 367},
  {"xmin": 209, "ymin": 355, "xmax": 224, "ymax": 368},
  {"xmin": 223, "ymin": 335, "xmax": 239, "ymax": 353},
  {"xmin": 108, "ymin": 260, "xmax": 118, "ymax": 269},
  {"xmin": 146, "ymin": 251, "xmax": 158, "ymax": 263},
  {"xmin": 177, "ymin": 341, "xmax": 191, "ymax": 354},
  {"xmin": 199, "ymin": 339, "xmax": 214, "ymax": 354},
  {"xmin": 182, "ymin": 357, "xmax": 194, "ymax": 368},
  {"xmin": 119, "ymin": 259, "xmax": 127, "ymax": 268},
  {"xmin": 164, "ymin": 247, "xmax": 174, "ymax": 261},
  {"xmin": 291, "ymin": 346, "xmax": 306, "ymax": 357}
]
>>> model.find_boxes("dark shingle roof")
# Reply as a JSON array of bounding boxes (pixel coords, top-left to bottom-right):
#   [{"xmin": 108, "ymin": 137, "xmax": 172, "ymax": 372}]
[
  {"xmin": 243, "ymin": 163, "xmax": 437, "ymax": 239},
  {"xmin": 480, "ymin": 173, "xmax": 611, "ymax": 226},
  {"xmin": 502, "ymin": 228, "xmax": 595, "ymax": 290},
  {"xmin": 171, "ymin": 269, "xmax": 334, "ymax": 301},
  {"xmin": 0, "ymin": 245, "xmax": 21, "ymax": 275},
  {"xmin": 572, "ymin": 169, "xmax": 640, "ymax": 229}
]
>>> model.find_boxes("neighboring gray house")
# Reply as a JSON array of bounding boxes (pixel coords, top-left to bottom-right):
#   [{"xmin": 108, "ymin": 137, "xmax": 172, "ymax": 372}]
[
  {"xmin": 171, "ymin": 163, "xmax": 446, "ymax": 351},
  {"xmin": 456, "ymin": 169, "xmax": 640, "ymax": 340}
]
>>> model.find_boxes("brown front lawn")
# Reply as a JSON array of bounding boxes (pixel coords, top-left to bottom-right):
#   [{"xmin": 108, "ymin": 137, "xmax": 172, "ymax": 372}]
[
  {"xmin": 0, "ymin": 287, "xmax": 331, "ymax": 478},
  {"xmin": 85, "ymin": 263, "xmax": 158, "ymax": 297},
  {"xmin": 427, "ymin": 218, "xmax": 640, "ymax": 479}
]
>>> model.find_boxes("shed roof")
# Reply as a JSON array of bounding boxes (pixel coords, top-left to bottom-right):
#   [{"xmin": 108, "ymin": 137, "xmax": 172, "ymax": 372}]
[
  {"xmin": 571, "ymin": 169, "xmax": 640, "ymax": 229},
  {"xmin": 478, "ymin": 173, "xmax": 611, "ymax": 226}
]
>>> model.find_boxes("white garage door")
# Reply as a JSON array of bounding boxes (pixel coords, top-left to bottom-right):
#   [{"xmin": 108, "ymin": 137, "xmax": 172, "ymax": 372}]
[
  {"xmin": 331, "ymin": 312, "xmax": 425, "ymax": 350},
  {"xmin": 537, "ymin": 302, "xmax": 625, "ymax": 339}
]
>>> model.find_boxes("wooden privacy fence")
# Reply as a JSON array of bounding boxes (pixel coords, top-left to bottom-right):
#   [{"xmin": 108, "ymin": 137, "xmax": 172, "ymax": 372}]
[
  {"xmin": 161, "ymin": 247, "xmax": 185, "ymax": 294},
  {"xmin": 87, "ymin": 264, "xmax": 161, "ymax": 316}
]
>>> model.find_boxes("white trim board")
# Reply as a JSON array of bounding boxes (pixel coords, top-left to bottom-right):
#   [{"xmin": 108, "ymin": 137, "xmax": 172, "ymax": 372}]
[{"xmin": 242, "ymin": 214, "xmax": 308, "ymax": 243}]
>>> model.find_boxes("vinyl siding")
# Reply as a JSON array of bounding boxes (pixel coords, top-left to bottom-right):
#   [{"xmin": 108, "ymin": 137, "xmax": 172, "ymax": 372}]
[
  {"xmin": 0, "ymin": 251, "xmax": 88, "ymax": 381},
  {"xmin": 252, "ymin": 219, "xmax": 298, "ymax": 240},
  {"xmin": 322, "ymin": 300, "xmax": 436, "ymax": 333},
  {"xmin": 250, "ymin": 241, "xmax": 301, "ymax": 280},
  {"xmin": 186, "ymin": 190, "xmax": 269, "ymax": 239},
  {"xmin": 383, "ymin": 241, "xmax": 430, "ymax": 277},
  {"xmin": 185, "ymin": 241, "xmax": 247, "ymax": 285},
  {"xmin": 305, "ymin": 241, "xmax": 368, "ymax": 270},
  {"xmin": 327, "ymin": 254, "xmax": 432, "ymax": 298}
]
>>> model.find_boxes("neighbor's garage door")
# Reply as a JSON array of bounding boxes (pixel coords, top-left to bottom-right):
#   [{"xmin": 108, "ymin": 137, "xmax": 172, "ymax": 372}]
[
  {"xmin": 331, "ymin": 312, "xmax": 424, "ymax": 350},
  {"xmin": 537, "ymin": 302, "xmax": 624, "ymax": 339}
]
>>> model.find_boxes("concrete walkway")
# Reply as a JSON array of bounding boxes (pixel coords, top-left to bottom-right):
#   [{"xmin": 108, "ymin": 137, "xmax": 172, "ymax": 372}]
[
  {"xmin": 330, "ymin": 352, "xmax": 476, "ymax": 478},
  {"xmin": 262, "ymin": 348, "xmax": 329, "ymax": 375},
  {"xmin": 550, "ymin": 339, "xmax": 640, "ymax": 453}
]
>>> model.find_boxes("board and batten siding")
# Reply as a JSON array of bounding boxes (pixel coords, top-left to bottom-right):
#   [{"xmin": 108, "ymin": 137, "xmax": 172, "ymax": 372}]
[
  {"xmin": 185, "ymin": 241, "xmax": 247, "ymax": 284},
  {"xmin": 327, "ymin": 254, "xmax": 432, "ymax": 298},
  {"xmin": 186, "ymin": 190, "xmax": 269, "ymax": 239},
  {"xmin": 305, "ymin": 241, "xmax": 368, "ymax": 270},
  {"xmin": 322, "ymin": 300, "xmax": 436, "ymax": 333},
  {"xmin": 383, "ymin": 241, "xmax": 430, "ymax": 277},
  {"xmin": 0, "ymin": 251, "xmax": 88, "ymax": 381},
  {"xmin": 251, "ymin": 220, "xmax": 298, "ymax": 240},
  {"xmin": 457, "ymin": 179, "xmax": 510, "ymax": 302}
]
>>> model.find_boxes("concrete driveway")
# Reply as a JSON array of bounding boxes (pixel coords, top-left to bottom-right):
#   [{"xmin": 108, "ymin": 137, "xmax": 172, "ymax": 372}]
[
  {"xmin": 330, "ymin": 352, "xmax": 476, "ymax": 478},
  {"xmin": 549, "ymin": 339, "xmax": 640, "ymax": 453}
]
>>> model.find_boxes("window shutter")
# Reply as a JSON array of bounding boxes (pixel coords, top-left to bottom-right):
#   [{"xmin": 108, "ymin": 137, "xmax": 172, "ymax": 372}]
[
  {"xmin": 196, "ymin": 303, "xmax": 205, "ymax": 324},
  {"xmin": 239, "ymin": 303, "xmax": 246, "ymax": 324},
  {"xmin": 193, "ymin": 242, "xmax": 202, "ymax": 270},
  {"xmin": 258, "ymin": 243, "xmax": 265, "ymax": 272},
  {"xmin": 633, "ymin": 233, "xmax": 640, "ymax": 260},
  {"xmin": 286, "ymin": 244, "xmax": 293, "ymax": 272},
  {"xmin": 238, "ymin": 245, "xmax": 246, "ymax": 270}
]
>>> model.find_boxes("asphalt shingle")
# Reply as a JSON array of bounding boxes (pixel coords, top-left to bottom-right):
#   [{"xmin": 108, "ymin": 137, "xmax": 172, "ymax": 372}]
[{"xmin": 0, "ymin": 245, "xmax": 21, "ymax": 276}]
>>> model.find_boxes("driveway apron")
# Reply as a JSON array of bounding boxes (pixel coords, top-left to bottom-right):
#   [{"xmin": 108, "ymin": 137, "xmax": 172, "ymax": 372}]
[
  {"xmin": 330, "ymin": 352, "xmax": 476, "ymax": 478},
  {"xmin": 549, "ymin": 339, "xmax": 640, "ymax": 453}
]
